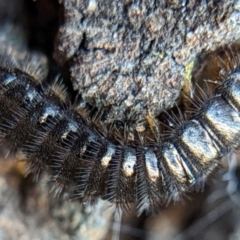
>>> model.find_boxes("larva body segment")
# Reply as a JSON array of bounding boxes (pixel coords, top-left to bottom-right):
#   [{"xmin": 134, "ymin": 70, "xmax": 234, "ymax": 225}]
[{"xmin": 1, "ymin": 61, "xmax": 240, "ymax": 214}]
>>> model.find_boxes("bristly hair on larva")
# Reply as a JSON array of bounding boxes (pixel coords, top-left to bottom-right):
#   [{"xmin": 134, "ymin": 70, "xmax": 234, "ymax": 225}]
[
  {"xmin": 1, "ymin": 45, "xmax": 240, "ymax": 215},
  {"xmin": 0, "ymin": 45, "xmax": 48, "ymax": 83}
]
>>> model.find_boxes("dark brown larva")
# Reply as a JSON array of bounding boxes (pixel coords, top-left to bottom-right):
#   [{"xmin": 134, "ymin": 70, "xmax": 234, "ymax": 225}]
[{"xmin": 1, "ymin": 52, "xmax": 240, "ymax": 215}]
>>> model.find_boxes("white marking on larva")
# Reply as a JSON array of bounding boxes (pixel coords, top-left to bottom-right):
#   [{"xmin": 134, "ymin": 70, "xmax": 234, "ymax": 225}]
[
  {"xmin": 136, "ymin": 124, "xmax": 145, "ymax": 133},
  {"xmin": 205, "ymin": 98, "xmax": 240, "ymax": 143},
  {"xmin": 25, "ymin": 88, "xmax": 39, "ymax": 101},
  {"xmin": 3, "ymin": 74, "xmax": 17, "ymax": 85},
  {"xmin": 39, "ymin": 105, "xmax": 61, "ymax": 123},
  {"xmin": 145, "ymin": 150, "xmax": 159, "ymax": 182},
  {"xmin": 101, "ymin": 144, "xmax": 115, "ymax": 168},
  {"xmin": 61, "ymin": 121, "xmax": 78, "ymax": 140},
  {"xmin": 181, "ymin": 120, "xmax": 221, "ymax": 164},
  {"xmin": 122, "ymin": 150, "xmax": 136, "ymax": 177},
  {"xmin": 162, "ymin": 143, "xmax": 190, "ymax": 183}
]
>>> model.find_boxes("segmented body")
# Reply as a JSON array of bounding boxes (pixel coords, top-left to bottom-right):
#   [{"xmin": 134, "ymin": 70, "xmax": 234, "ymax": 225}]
[{"xmin": 1, "ymin": 60, "xmax": 240, "ymax": 214}]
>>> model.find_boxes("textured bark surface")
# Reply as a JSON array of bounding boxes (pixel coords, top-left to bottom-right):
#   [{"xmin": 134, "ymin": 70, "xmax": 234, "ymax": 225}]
[{"xmin": 54, "ymin": 0, "xmax": 240, "ymax": 122}]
